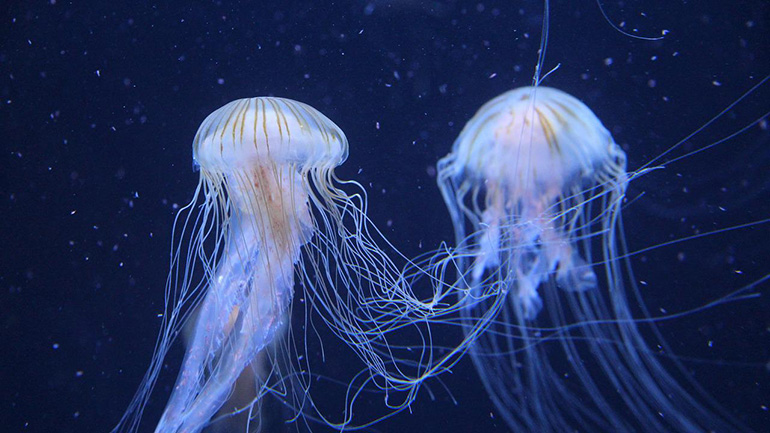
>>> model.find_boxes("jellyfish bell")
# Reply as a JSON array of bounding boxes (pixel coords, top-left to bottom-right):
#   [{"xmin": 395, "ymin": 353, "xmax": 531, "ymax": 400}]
[
  {"xmin": 192, "ymin": 97, "xmax": 348, "ymax": 171},
  {"xmin": 450, "ymin": 86, "xmax": 623, "ymax": 202},
  {"xmin": 439, "ymin": 85, "xmax": 627, "ymax": 320}
]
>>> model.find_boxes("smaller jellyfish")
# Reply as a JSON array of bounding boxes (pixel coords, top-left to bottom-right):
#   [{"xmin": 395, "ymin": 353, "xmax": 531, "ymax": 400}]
[
  {"xmin": 437, "ymin": 86, "xmax": 741, "ymax": 432},
  {"xmin": 439, "ymin": 86, "xmax": 626, "ymax": 320},
  {"xmin": 114, "ymin": 97, "xmax": 474, "ymax": 433}
]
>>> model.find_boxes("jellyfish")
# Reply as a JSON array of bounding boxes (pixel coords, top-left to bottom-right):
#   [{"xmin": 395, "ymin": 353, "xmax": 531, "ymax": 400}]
[
  {"xmin": 113, "ymin": 97, "xmax": 480, "ymax": 433},
  {"xmin": 437, "ymin": 86, "xmax": 745, "ymax": 432}
]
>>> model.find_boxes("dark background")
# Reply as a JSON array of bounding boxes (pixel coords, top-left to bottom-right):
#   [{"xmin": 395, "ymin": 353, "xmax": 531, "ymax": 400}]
[{"xmin": 1, "ymin": 1, "xmax": 768, "ymax": 432}]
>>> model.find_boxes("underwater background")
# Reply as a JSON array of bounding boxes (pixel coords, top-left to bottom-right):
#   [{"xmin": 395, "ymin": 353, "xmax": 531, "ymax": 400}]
[{"xmin": 1, "ymin": 1, "xmax": 768, "ymax": 432}]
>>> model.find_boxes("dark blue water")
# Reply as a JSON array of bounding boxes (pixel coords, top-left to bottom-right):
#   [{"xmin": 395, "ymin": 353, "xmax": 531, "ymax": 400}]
[{"xmin": 2, "ymin": 1, "xmax": 768, "ymax": 432}]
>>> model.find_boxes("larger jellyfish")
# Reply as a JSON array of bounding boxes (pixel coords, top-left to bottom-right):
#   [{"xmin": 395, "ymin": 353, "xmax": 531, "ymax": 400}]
[
  {"xmin": 152, "ymin": 97, "xmax": 345, "ymax": 432},
  {"xmin": 114, "ymin": 97, "xmax": 478, "ymax": 433},
  {"xmin": 438, "ymin": 86, "xmax": 742, "ymax": 432}
]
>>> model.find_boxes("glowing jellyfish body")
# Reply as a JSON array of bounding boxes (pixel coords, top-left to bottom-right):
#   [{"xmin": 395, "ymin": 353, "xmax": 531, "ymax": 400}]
[
  {"xmin": 440, "ymin": 86, "xmax": 625, "ymax": 319},
  {"xmin": 155, "ymin": 97, "xmax": 345, "ymax": 432},
  {"xmin": 110, "ymin": 97, "xmax": 346, "ymax": 433},
  {"xmin": 115, "ymin": 97, "xmax": 476, "ymax": 433},
  {"xmin": 438, "ymin": 86, "xmax": 737, "ymax": 432}
]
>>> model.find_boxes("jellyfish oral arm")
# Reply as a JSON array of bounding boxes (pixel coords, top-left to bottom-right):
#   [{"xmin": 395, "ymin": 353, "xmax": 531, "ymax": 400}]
[
  {"xmin": 470, "ymin": 193, "xmax": 599, "ymax": 321},
  {"xmin": 157, "ymin": 230, "xmax": 291, "ymax": 433},
  {"xmin": 156, "ymin": 174, "xmax": 310, "ymax": 433},
  {"xmin": 471, "ymin": 207, "xmax": 503, "ymax": 283}
]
